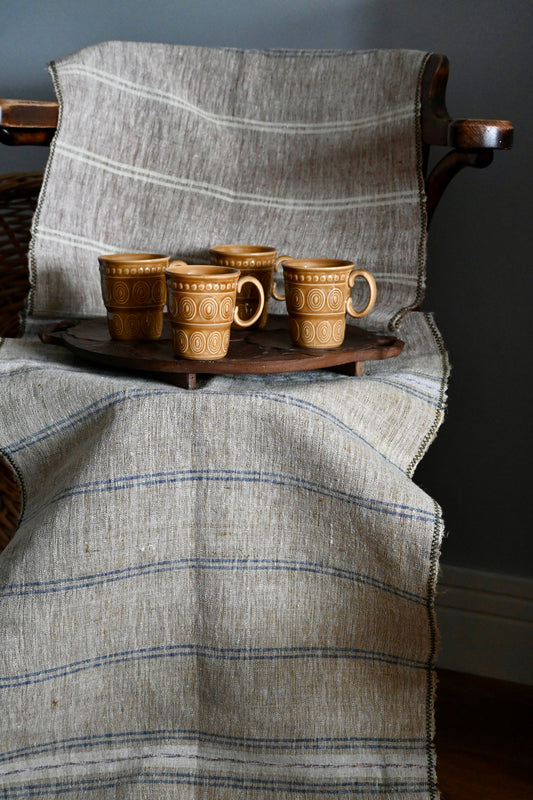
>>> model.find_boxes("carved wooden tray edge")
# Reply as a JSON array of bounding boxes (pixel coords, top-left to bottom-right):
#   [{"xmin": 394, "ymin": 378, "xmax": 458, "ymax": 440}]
[{"xmin": 41, "ymin": 315, "xmax": 404, "ymax": 390}]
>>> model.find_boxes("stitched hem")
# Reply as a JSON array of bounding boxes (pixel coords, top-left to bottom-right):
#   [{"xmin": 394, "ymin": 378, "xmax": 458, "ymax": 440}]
[
  {"xmin": 406, "ymin": 313, "xmax": 450, "ymax": 479},
  {"xmin": 389, "ymin": 51, "xmax": 430, "ymax": 332},
  {"xmin": 26, "ymin": 60, "xmax": 63, "ymax": 321}
]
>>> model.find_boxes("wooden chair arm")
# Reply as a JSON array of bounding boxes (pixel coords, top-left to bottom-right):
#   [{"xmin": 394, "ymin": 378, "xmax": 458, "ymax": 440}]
[
  {"xmin": 0, "ymin": 98, "xmax": 59, "ymax": 145},
  {"xmin": 447, "ymin": 118, "xmax": 513, "ymax": 150},
  {"xmin": 420, "ymin": 54, "xmax": 513, "ymax": 224},
  {"xmin": 420, "ymin": 54, "xmax": 513, "ymax": 150}
]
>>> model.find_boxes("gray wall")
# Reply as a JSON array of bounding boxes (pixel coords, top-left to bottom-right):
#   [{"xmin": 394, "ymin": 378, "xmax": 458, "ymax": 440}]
[{"xmin": 1, "ymin": 0, "xmax": 531, "ymax": 579}]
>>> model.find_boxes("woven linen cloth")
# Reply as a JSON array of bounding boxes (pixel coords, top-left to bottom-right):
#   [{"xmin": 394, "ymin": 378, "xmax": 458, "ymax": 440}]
[{"xmin": 0, "ymin": 44, "xmax": 449, "ymax": 799}]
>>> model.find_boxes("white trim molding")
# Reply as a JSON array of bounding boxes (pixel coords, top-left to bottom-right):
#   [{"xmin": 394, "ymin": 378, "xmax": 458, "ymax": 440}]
[{"xmin": 436, "ymin": 564, "xmax": 533, "ymax": 684}]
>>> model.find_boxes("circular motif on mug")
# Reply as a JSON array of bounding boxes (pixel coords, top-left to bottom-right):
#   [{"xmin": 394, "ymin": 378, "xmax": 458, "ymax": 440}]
[
  {"xmin": 190, "ymin": 331, "xmax": 206, "ymax": 355},
  {"xmin": 151, "ymin": 280, "xmax": 166, "ymax": 304},
  {"xmin": 307, "ymin": 288, "xmax": 326, "ymax": 311},
  {"xmin": 333, "ymin": 319, "xmax": 345, "ymax": 342},
  {"xmin": 124, "ymin": 313, "xmax": 141, "ymax": 338},
  {"xmin": 199, "ymin": 297, "xmax": 218, "ymax": 320},
  {"xmin": 168, "ymin": 294, "xmax": 178, "ymax": 317},
  {"xmin": 289, "ymin": 287, "xmax": 305, "ymax": 311},
  {"xmin": 222, "ymin": 329, "xmax": 231, "ymax": 351},
  {"xmin": 132, "ymin": 280, "xmax": 151, "ymax": 305},
  {"xmin": 300, "ymin": 320, "xmax": 315, "ymax": 344},
  {"xmin": 178, "ymin": 296, "xmax": 196, "ymax": 320},
  {"xmin": 108, "ymin": 312, "xmax": 123, "ymax": 337},
  {"xmin": 140, "ymin": 310, "xmax": 160, "ymax": 338},
  {"xmin": 173, "ymin": 328, "xmax": 188, "ymax": 354},
  {"xmin": 110, "ymin": 281, "xmax": 129, "ymax": 304},
  {"xmin": 327, "ymin": 287, "xmax": 344, "ymax": 311},
  {"xmin": 220, "ymin": 296, "xmax": 233, "ymax": 320},
  {"xmin": 316, "ymin": 320, "xmax": 331, "ymax": 344},
  {"xmin": 207, "ymin": 330, "xmax": 223, "ymax": 355},
  {"xmin": 289, "ymin": 317, "xmax": 299, "ymax": 343}
]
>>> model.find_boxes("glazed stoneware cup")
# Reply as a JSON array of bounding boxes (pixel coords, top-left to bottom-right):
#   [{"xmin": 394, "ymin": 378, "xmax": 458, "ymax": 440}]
[
  {"xmin": 208, "ymin": 244, "xmax": 288, "ymax": 328},
  {"xmin": 165, "ymin": 262, "xmax": 265, "ymax": 360},
  {"xmin": 278, "ymin": 258, "xmax": 377, "ymax": 349},
  {"xmin": 98, "ymin": 253, "xmax": 169, "ymax": 341}
]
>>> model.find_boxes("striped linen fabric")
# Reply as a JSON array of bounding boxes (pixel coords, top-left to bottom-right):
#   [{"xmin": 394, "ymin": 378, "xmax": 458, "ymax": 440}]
[
  {"xmin": 0, "ymin": 44, "xmax": 449, "ymax": 798},
  {"xmin": 27, "ymin": 43, "xmax": 429, "ymax": 329}
]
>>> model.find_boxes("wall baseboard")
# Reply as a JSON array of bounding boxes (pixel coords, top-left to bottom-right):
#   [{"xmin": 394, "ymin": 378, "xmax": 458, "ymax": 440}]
[{"xmin": 435, "ymin": 564, "xmax": 533, "ymax": 685}]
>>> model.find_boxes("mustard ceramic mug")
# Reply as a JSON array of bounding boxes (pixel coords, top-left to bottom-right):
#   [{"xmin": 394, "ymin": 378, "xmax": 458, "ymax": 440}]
[
  {"xmin": 278, "ymin": 258, "xmax": 377, "ymax": 349},
  {"xmin": 165, "ymin": 262, "xmax": 265, "ymax": 360},
  {"xmin": 208, "ymin": 244, "xmax": 288, "ymax": 328},
  {"xmin": 98, "ymin": 253, "xmax": 169, "ymax": 341}
]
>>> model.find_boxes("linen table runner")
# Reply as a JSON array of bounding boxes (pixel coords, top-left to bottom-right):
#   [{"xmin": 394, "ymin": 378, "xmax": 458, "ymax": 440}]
[
  {"xmin": 28, "ymin": 43, "xmax": 428, "ymax": 329},
  {"xmin": 0, "ymin": 44, "xmax": 449, "ymax": 799}
]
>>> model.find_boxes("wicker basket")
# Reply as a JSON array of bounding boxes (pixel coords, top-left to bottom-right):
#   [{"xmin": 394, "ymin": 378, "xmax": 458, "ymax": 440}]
[
  {"xmin": 0, "ymin": 457, "xmax": 22, "ymax": 551},
  {"xmin": 0, "ymin": 172, "xmax": 41, "ymax": 547},
  {"xmin": 0, "ymin": 171, "xmax": 42, "ymax": 337}
]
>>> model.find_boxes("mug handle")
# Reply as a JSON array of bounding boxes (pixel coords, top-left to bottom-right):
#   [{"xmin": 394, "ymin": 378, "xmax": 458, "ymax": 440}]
[
  {"xmin": 271, "ymin": 254, "xmax": 291, "ymax": 302},
  {"xmin": 233, "ymin": 275, "xmax": 265, "ymax": 328},
  {"xmin": 346, "ymin": 269, "xmax": 377, "ymax": 319},
  {"xmin": 168, "ymin": 260, "xmax": 189, "ymax": 269}
]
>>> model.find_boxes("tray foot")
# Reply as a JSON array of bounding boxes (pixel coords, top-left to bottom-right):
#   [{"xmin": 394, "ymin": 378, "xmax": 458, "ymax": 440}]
[
  {"xmin": 166, "ymin": 372, "xmax": 197, "ymax": 390},
  {"xmin": 331, "ymin": 361, "xmax": 365, "ymax": 376}
]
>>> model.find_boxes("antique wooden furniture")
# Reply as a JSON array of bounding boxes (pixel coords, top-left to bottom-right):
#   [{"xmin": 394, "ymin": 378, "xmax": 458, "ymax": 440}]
[{"xmin": 0, "ymin": 53, "xmax": 513, "ymax": 543}]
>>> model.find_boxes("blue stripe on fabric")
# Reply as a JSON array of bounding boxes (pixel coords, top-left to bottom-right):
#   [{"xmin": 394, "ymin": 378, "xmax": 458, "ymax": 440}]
[
  {"xmin": 23, "ymin": 468, "xmax": 435, "ymax": 529},
  {"xmin": 0, "ymin": 645, "xmax": 427, "ymax": 689},
  {"xmin": 2, "ymin": 387, "xmax": 177, "ymax": 455},
  {"xmin": 0, "ymin": 556, "xmax": 426, "ymax": 606},
  {"xmin": 202, "ymin": 389, "xmax": 408, "ymax": 471},
  {"xmin": 0, "ymin": 729, "xmax": 427, "ymax": 764},
  {"xmin": 0, "ymin": 771, "xmax": 429, "ymax": 796},
  {"xmin": 363, "ymin": 376, "xmax": 444, "ymax": 409},
  {"xmin": 3, "ymin": 385, "xmax": 409, "ymax": 476}
]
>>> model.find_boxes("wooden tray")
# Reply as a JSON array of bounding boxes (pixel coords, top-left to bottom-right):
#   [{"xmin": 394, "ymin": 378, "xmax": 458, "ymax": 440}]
[{"xmin": 41, "ymin": 315, "xmax": 404, "ymax": 390}]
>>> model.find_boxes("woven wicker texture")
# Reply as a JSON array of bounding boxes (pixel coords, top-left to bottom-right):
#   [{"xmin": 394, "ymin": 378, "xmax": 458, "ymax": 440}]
[
  {"xmin": 0, "ymin": 172, "xmax": 42, "ymax": 337},
  {"xmin": 0, "ymin": 173, "xmax": 40, "ymax": 545},
  {"xmin": 0, "ymin": 455, "xmax": 21, "ymax": 549}
]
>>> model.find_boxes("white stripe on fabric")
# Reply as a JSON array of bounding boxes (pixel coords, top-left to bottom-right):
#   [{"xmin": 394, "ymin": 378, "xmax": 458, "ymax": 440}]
[
  {"xmin": 53, "ymin": 142, "xmax": 420, "ymax": 212},
  {"xmin": 35, "ymin": 227, "xmax": 117, "ymax": 255},
  {"xmin": 56, "ymin": 63, "xmax": 415, "ymax": 135},
  {"xmin": 0, "ymin": 742, "xmax": 428, "ymax": 782}
]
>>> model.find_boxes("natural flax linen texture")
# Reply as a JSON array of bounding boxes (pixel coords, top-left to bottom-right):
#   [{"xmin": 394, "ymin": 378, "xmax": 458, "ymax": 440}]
[{"xmin": 0, "ymin": 44, "xmax": 449, "ymax": 798}]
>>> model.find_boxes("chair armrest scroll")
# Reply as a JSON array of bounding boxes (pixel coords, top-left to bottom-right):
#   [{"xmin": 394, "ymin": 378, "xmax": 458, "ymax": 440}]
[
  {"xmin": 420, "ymin": 55, "xmax": 514, "ymax": 150},
  {"xmin": 421, "ymin": 54, "xmax": 514, "ymax": 224}
]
